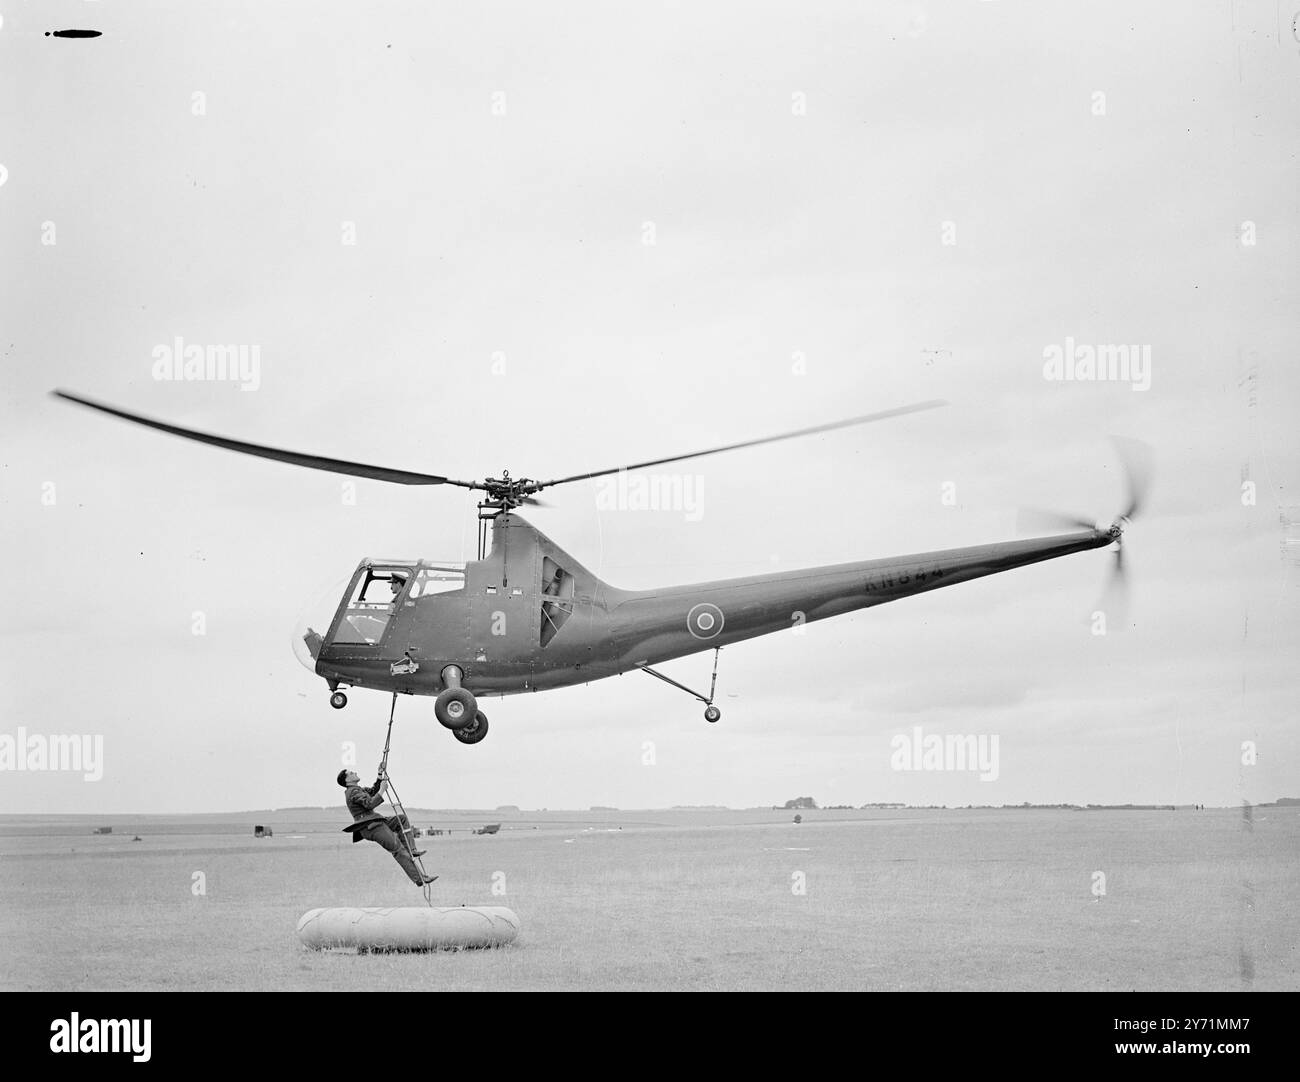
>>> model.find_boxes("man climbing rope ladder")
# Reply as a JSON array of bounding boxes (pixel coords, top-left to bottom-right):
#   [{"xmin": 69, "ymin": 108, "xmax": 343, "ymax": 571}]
[{"xmin": 338, "ymin": 768, "xmax": 437, "ymax": 887}]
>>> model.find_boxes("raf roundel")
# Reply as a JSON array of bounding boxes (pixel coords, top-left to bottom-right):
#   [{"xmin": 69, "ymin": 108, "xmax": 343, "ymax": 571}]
[{"xmin": 686, "ymin": 602, "xmax": 725, "ymax": 640}]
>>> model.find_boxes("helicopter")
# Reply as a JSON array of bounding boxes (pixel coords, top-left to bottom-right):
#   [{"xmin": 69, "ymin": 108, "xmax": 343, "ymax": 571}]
[{"xmin": 53, "ymin": 390, "xmax": 1148, "ymax": 745}]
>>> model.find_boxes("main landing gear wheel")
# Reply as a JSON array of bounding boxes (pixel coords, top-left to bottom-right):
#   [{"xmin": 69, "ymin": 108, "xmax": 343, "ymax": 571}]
[
  {"xmin": 435, "ymin": 687, "xmax": 477, "ymax": 730},
  {"xmin": 704, "ymin": 705, "xmax": 721, "ymax": 723},
  {"xmin": 453, "ymin": 711, "xmax": 489, "ymax": 745},
  {"xmin": 329, "ymin": 691, "xmax": 348, "ymax": 710}
]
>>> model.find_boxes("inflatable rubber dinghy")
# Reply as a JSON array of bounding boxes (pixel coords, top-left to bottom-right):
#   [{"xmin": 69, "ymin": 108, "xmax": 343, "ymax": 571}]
[{"xmin": 297, "ymin": 906, "xmax": 520, "ymax": 951}]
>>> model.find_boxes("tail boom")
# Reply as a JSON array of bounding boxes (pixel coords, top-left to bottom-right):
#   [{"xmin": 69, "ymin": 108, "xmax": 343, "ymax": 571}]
[{"xmin": 608, "ymin": 530, "xmax": 1112, "ymax": 669}]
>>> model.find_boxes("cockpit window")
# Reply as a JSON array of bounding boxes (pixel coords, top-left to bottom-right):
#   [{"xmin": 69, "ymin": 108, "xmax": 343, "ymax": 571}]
[
  {"xmin": 410, "ymin": 565, "xmax": 466, "ymax": 598},
  {"xmin": 331, "ymin": 567, "xmax": 412, "ymax": 645}
]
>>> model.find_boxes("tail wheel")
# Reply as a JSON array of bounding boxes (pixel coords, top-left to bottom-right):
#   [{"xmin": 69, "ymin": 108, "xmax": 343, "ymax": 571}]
[
  {"xmin": 453, "ymin": 711, "xmax": 489, "ymax": 745},
  {"xmin": 435, "ymin": 687, "xmax": 477, "ymax": 730},
  {"xmin": 704, "ymin": 705, "xmax": 721, "ymax": 723}
]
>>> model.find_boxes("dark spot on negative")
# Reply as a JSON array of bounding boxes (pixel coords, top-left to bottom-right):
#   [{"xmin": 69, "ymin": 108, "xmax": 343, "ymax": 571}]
[{"xmin": 48, "ymin": 29, "xmax": 103, "ymax": 39}]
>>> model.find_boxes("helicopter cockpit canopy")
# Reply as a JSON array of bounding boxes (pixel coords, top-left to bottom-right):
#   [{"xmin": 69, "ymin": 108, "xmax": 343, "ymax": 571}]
[
  {"xmin": 331, "ymin": 565, "xmax": 413, "ymax": 646},
  {"xmin": 292, "ymin": 560, "xmax": 466, "ymax": 671}
]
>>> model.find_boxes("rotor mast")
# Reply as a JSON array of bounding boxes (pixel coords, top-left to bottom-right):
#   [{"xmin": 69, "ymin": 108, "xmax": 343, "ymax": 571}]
[{"xmin": 474, "ymin": 470, "xmax": 541, "ymax": 562}]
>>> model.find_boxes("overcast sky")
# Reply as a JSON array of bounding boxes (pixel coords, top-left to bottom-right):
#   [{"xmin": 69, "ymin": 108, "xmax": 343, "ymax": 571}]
[{"xmin": 1, "ymin": 2, "xmax": 1296, "ymax": 813}]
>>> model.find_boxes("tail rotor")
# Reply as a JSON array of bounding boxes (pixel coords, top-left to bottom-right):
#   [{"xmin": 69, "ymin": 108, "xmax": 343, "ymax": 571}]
[{"xmin": 1018, "ymin": 437, "xmax": 1154, "ymax": 631}]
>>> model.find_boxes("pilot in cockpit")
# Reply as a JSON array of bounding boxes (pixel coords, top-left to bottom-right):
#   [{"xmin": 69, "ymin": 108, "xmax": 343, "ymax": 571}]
[{"xmin": 388, "ymin": 573, "xmax": 408, "ymax": 604}]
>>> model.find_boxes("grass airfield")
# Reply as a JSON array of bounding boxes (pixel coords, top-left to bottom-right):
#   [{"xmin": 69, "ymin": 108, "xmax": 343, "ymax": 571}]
[{"xmin": 3, "ymin": 807, "xmax": 1296, "ymax": 991}]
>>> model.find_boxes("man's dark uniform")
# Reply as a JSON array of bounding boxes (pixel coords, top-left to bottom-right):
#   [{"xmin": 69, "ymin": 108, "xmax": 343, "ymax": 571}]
[{"xmin": 341, "ymin": 777, "xmax": 424, "ymax": 886}]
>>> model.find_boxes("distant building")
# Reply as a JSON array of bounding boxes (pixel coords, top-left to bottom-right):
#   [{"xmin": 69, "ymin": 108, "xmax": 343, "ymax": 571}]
[
  {"xmin": 253, "ymin": 824, "xmax": 273, "ymax": 838},
  {"xmin": 93, "ymin": 826, "xmax": 112, "ymax": 835}
]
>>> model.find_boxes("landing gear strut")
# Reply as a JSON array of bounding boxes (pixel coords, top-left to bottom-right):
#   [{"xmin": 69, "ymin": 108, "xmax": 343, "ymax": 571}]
[
  {"xmin": 640, "ymin": 647, "xmax": 724, "ymax": 724},
  {"xmin": 435, "ymin": 665, "xmax": 478, "ymax": 731}
]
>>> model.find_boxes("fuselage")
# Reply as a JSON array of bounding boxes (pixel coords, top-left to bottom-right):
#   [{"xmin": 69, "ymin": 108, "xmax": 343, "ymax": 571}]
[{"xmin": 306, "ymin": 513, "xmax": 1115, "ymax": 700}]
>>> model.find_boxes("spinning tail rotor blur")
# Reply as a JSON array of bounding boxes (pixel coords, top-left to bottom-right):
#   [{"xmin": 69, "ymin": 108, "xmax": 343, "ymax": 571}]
[{"xmin": 1017, "ymin": 437, "xmax": 1154, "ymax": 631}]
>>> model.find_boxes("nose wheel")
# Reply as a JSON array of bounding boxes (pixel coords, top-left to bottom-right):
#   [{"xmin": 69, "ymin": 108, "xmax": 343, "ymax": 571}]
[
  {"xmin": 329, "ymin": 690, "xmax": 348, "ymax": 710},
  {"xmin": 704, "ymin": 705, "xmax": 721, "ymax": 723}
]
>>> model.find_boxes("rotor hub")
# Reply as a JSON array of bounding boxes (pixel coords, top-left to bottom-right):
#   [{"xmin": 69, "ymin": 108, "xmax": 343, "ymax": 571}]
[{"xmin": 479, "ymin": 470, "xmax": 542, "ymax": 510}]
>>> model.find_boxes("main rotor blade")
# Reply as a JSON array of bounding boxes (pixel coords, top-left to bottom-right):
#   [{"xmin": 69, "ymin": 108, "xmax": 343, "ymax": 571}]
[
  {"xmin": 527, "ymin": 399, "xmax": 948, "ymax": 491},
  {"xmin": 52, "ymin": 390, "xmax": 479, "ymax": 488}
]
